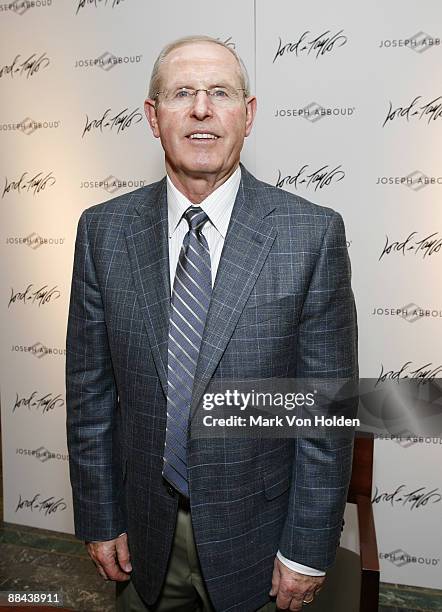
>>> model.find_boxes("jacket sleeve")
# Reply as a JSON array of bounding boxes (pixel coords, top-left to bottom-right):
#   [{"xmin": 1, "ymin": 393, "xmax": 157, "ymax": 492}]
[
  {"xmin": 65, "ymin": 210, "xmax": 125, "ymax": 541},
  {"xmin": 278, "ymin": 210, "xmax": 358, "ymax": 571}
]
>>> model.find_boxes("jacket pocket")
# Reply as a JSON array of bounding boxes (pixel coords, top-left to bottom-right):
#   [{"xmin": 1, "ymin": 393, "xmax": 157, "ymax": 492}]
[
  {"xmin": 236, "ymin": 295, "xmax": 297, "ymax": 328},
  {"xmin": 122, "ymin": 457, "xmax": 128, "ymax": 482},
  {"xmin": 263, "ymin": 465, "xmax": 291, "ymax": 500}
]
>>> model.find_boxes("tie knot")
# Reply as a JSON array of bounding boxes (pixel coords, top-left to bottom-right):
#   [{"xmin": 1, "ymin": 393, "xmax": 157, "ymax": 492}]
[{"xmin": 184, "ymin": 206, "xmax": 209, "ymax": 232}]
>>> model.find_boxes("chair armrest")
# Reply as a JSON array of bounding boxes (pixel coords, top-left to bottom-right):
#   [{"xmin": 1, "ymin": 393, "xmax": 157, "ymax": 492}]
[
  {"xmin": 356, "ymin": 494, "xmax": 380, "ymax": 612},
  {"xmin": 355, "ymin": 494, "xmax": 380, "ymax": 573}
]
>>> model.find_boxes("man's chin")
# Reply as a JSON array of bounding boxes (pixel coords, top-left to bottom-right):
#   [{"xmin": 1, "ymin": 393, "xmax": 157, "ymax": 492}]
[
  {"xmin": 181, "ymin": 162, "xmax": 222, "ymax": 178},
  {"xmin": 166, "ymin": 155, "xmax": 234, "ymax": 182}
]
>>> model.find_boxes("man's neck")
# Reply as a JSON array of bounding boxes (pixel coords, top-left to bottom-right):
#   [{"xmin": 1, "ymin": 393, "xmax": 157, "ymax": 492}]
[{"xmin": 165, "ymin": 163, "xmax": 240, "ymax": 204}]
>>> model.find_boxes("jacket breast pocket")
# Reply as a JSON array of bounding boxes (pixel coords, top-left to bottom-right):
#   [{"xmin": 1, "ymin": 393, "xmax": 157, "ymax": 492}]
[{"xmin": 263, "ymin": 465, "xmax": 291, "ymax": 500}]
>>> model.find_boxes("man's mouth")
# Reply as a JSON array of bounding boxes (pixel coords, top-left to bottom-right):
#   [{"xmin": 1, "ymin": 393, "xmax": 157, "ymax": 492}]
[{"xmin": 187, "ymin": 132, "xmax": 219, "ymax": 140}]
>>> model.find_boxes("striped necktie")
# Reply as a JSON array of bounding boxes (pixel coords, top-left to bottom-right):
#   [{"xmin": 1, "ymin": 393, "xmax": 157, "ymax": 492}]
[{"xmin": 163, "ymin": 206, "xmax": 212, "ymax": 497}]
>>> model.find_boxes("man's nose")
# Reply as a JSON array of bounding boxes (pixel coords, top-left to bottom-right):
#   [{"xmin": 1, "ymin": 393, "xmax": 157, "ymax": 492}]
[{"xmin": 189, "ymin": 90, "xmax": 213, "ymax": 119}]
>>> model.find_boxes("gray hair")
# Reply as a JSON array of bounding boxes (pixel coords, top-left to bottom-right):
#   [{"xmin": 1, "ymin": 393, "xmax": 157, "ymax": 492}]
[{"xmin": 148, "ymin": 35, "xmax": 251, "ymax": 99}]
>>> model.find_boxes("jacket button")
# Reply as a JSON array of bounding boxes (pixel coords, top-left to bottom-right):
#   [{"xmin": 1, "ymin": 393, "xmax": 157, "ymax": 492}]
[{"xmin": 166, "ymin": 485, "xmax": 176, "ymax": 497}]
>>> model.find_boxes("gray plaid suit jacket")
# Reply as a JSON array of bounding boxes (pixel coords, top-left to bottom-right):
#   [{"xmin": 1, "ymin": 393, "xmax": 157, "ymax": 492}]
[{"xmin": 66, "ymin": 165, "xmax": 358, "ymax": 612}]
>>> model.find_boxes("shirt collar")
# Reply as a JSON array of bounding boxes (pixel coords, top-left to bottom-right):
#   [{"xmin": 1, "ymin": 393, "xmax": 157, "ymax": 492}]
[{"xmin": 167, "ymin": 166, "xmax": 241, "ymax": 239}]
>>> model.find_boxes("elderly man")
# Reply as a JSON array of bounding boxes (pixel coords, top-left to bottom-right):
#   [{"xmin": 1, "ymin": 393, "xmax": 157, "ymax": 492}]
[{"xmin": 66, "ymin": 35, "xmax": 358, "ymax": 612}]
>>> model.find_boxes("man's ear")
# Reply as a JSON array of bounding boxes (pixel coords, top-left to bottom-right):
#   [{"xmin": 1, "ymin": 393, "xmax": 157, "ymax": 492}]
[
  {"xmin": 144, "ymin": 99, "xmax": 160, "ymax": 138},
  {"xmin": 244, "ymin": 96, "xmax": 257, "ymax": 137}
]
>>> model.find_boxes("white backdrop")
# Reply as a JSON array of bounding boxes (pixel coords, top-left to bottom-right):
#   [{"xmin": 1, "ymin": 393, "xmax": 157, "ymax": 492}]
[{"xmin": 1, "ymin": 0, "xmax": 441, "ymax": 590}]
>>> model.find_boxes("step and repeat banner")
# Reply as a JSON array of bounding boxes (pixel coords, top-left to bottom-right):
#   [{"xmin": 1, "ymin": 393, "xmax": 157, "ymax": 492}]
[{"xmin": 1, "ymin": 0, "xmax": 441, "ymax": 590}]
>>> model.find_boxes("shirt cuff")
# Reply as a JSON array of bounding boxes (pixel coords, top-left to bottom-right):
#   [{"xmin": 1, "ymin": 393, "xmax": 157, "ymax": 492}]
[
  {"xmin": 91, "ymin": 532, "xmax": 126, "ymax": 543},
  {"xmin": 276, "ymin": 550, "xmax": 326, "ymax": 576}
]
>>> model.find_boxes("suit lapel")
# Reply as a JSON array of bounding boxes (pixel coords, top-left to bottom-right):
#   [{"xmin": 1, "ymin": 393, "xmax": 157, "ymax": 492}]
[
  {"xmin": 192, "ymin": 167, "xmax": 277, "ymax": 409},
  {"xmin": 124, "ymin": 168, "xmax": 277, "ymax": 405},
  {"xmin": 125, "ymin": 179, "xmax": 170, "ymax": 397}
]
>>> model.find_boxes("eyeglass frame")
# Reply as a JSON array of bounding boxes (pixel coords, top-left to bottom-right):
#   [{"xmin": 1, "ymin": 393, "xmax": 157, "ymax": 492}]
[{"xmin": 153, "ymin": 86, "xmax": 248, "ymax": 107}]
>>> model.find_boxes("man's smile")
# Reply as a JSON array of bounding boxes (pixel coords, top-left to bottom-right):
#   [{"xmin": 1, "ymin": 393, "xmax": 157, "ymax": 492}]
[{"xmin": 186, "ymin": 130, "xmax": 219, "ymax": 141}]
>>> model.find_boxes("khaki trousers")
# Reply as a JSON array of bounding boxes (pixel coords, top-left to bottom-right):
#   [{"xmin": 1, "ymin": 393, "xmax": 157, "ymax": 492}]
[{"xmin": 116, "ymin": 504, "xmax": 276, "ymax": 612}]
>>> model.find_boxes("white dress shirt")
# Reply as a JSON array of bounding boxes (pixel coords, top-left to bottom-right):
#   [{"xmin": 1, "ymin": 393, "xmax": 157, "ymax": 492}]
[{"xmin": 166, "ymin": 166, "xmax": 325, "ymax": 578}]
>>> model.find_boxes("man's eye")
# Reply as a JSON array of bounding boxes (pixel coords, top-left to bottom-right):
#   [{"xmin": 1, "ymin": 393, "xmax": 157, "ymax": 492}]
[
  {"xmin": 175, "ymin": 89, "xmax": 192, "ymax": 98},
  {"xmin": 212, "ymin": 89, "xmax": 228, "ymax": 98}
]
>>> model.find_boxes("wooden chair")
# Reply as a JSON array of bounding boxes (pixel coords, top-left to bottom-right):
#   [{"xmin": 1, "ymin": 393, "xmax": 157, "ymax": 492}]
[{"xmin": 307, "ymin": 434, "xmax": 380, "ymax": 612}]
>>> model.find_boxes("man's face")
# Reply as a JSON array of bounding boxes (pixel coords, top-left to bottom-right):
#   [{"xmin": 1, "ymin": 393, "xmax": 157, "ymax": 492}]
[{"xmin": 145, "ymin": 42, "xmax": 256, "ymax": 183}]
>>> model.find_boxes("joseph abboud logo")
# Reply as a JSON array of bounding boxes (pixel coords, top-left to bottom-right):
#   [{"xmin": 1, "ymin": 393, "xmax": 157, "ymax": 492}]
[
  {"xmin": 76, "ymin": 0, "xmax": 125, "ymax": 16},
  {"xmin": 374, "ymin": 432, "xmax": 442, "ymax": 448},
  {"xmin": 379, "ymin": 32, "xmax": 440, "ymax": 53},
  {"xmin": 376, "ymin": 170, "xmax": 442, "ymax": 192},
  {"xmin": 16, "ymin": 446, "xmax": 68, "ymax": 463},
  {"xmin": 371, "ymin": 303, "xmax": 442, "ymax": 323},
  {"xmin": 377, "ymin": 433, "xmax": 420, "ymax": 449},
  {"xmin": 276, "ymin": 164, "xmax": 345, "ymax": 192},
  {"xmin": 0, "ymin": 117, "xmax": 60, "ymax": 135},
  {"xmin": 80, "ymin": 175, "xmax": 146, "ymax": 194},
  {"xmin": 274, "ymin": 101, "xmax": 355, "ymax": 122},
  {"xmin": 395, "ymin": 434, "xmax": 419, "ymax": 448},
  {"xmin": 0, "ymin": 0, "xmax": 52, "ymax": 15},
  {"xmin": 5, "ymin": 233, "xmax": 65, "ymax": 249},
  {"xmin": 11, "ymin": 342, "xmax": 66, "ymax": 358},
  {"xmin": 380, "ymin": 550, "xmax": 440, "ymax": 568},
  {"xmin": 75, "ymin": 51, "xmax": 142, "ymax": 71}
]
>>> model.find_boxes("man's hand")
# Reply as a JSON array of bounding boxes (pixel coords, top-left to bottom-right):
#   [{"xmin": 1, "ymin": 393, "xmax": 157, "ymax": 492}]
[
  {"xmin": 86, "ymin": 533, "xmax": 132, "ymax": 581},
  {"xmin": 269, "ymin": 557, "xmax": 325, "ymax": 611}
]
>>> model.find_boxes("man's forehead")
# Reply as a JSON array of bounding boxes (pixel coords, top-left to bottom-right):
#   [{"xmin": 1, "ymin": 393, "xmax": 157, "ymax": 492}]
[
  {"xmin": 160, "ymin": 43, "xmax": 241, "ymax": 84},
  {"xmin": 165, "ymin": 41, "xmax": 235, "ymax": 64}
]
